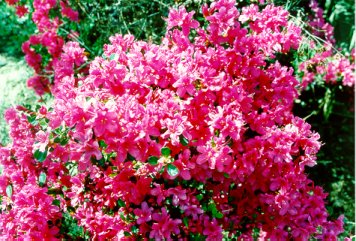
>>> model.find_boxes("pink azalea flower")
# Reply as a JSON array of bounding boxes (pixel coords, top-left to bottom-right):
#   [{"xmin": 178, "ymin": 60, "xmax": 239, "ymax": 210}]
[{"xmin": 134, "ymin": 202, "xmax": 153, "ymax": 224}]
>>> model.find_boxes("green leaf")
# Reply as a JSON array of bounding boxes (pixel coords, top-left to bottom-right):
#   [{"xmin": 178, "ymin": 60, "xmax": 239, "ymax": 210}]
[
  {"xmin": 53, "ymin": 126, "xmax": 63, "ymax": 135},
  {"xmin": 127, "ymin": 153, "xmax": 135, "ymax": 161},
  {"xmin": 323, "ymin": 88, "xmax": 334, "ymax": 120},
  {"xmin": 161, "ymin": 147, "xmax": 171, "ymax": 157},
  {"xmin": 52, "ymin": 199, "xmax": 61, "ymax": 206},
  {"xmin": 196, "ymin": 194, "xmax": 203, "ymax": 201},
  {"xmin": 148, "ymin": 156, "xmax": 159, "ymax": 165},
  {"xmin": 167, "ymin": 163, "xmax": 179, "ymax": 177},
  {"xmin": 34, "ymin": 149, "xmax": 48, "ymax": 162},
  {"xmin": 97, "ymin": 158, "xmax": 105, "ymax": 167},
  {"xmin": 6, "ymin": 185, "xmax": 12, "ymax": 198},
  {"xmin": 209, "ymin": 202, "xmax": 224, "ymax": 218},
  {"xmin": 60, "ymin": 138, "xmax": 69, "ymax": 146},
  {"xmin": 131, "ymin": 225, "xmax": 138, "ymax": 234},
  {"xmin": 214, "ymin": 211, "xmax": 224, "ymax": 219},
  {"xmin": 60, "ymin": 212, "xmax": 85, "ymax": 238},
  {"xmin": 223, "ymin": 173, "xmax": 230, "ymax": 178},
  {"xmin": 35, "ymin": 104, "xmax": 42, "ymax": 111},
  {"xmin": 179, "ymin": 135, "xmax": 189, "ymax": 146},
  {"xmin": 39, "ymin": 172, "xmax": 47, "ymax": 186},
  {"xmin": 27, "ymin": 115, "xmax": 38, "ymax": 125},
  {"xmin": 189, "ymin": 233, "xmax": 206, "ymax": 241},
  {"xmin": 119, "ymin": 212, "xmax": 126, "ymax": 221},
  {"xmin": 208, "ymin": 203, "xmax": 217, "ymax": 213},
  {"xmin": 183, "ymin": 217, "xmax": 189, "ymax": 227},
  {"xmin": 39, "ymin": 118, "xmax": 49, "ymax": 128},
  {"xmin": 117, "ymin": 199, "xmax": 126, "ymax": 207},
  {"xmin": 99, "ymin": 140, "xmax": 107, "ymax": 148}
]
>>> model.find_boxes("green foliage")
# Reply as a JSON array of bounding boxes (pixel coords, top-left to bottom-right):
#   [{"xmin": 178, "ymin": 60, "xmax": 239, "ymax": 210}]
[
  {"xmin": 64, "ymin": 0, "xmax": 171, "ymax": 56},
  {"xmin": 324, "ymin": 0, "xmax": 355, "ymax": 50},
  {"xmin": 294, "ymin": 83, "xmax": 355, "ymax": 238},
  {"xmin": 63, "ymin": 0, "xmax": 213, "ymax": 56},
  {"xmin": 60, "ymin": 212, "xmax": 90, "ymax": 240},
  {"xmin": 0, "ymin": 2, "xmax": 35, "ymax": 57}
]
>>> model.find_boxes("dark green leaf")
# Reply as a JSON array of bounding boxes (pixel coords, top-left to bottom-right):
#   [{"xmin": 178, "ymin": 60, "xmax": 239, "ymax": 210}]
[
  {"xmin": 208, "ymin": 203, "xmax": 217, "ymax": 213},
  {"xmin": 60, "ymin": 138, "xmax": 69, "ymax": 146},
  {"xmin": 179, "ymin": 135, "xmax": 189, "ymax": 146},
  {"xmin": 27, "ymin": 115, "xmax": 38, "ymax": 125},
  {"xmin": 131, "ymin": 225, "xmax": 138, "ymax": 234},
  {"xmin": 161, "ymin": 147, "xmax": 171, "ymax": 157},
  {"xmin": 34, "ymin": 149, "xmax": 48, "ymax": 162},
  {"xmin": 148, "ymin": 156, "xmax": 159, "ymax": 165},
  {"xmin": 196, "ymin": 194, "xmax": 203, "ymax": 201},
  {"xmin": 117, "ymin": 199, "xmax": 126, "ymax": 207},
  {"xmin": 127, "ymin": 153, "xmax": 135, "ymax": 161},
  {"xmin": 52, "ymin": 199, "xmax": 61, "ymax": 206},
  {"xmin": 183, "ymin": 217, "xmax": 189, "ymax": 227},
  {"xmin": 99, "ymin": 140, "xmax": 107, "ymax": 148},
  {"xmin": 214, "ymin": 211, "xmax": 224, "ymax": 219}
]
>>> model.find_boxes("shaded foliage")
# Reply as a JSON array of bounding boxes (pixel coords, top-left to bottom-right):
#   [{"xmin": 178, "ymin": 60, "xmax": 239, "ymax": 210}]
[{"xmin": 0, "ymin": 2, "xmax": 35, "ymax": 56}]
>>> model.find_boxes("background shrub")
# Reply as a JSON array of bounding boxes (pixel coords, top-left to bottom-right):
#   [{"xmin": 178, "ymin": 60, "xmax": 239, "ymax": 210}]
[{"xmin": 0, "ymin": 1, "xmax": 35, "ymax": 57}]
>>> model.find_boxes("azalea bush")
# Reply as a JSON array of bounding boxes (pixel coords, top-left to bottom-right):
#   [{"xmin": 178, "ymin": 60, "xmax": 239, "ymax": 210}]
[
  {"xmin": 291, "ymin": 2, "xmax": 355, "ymax": 237},
  {"xmin": 0, "ymin": 0, "xmax": 354, "ymax": 240},
  {"xmin": 3, "ymin": 0, "xmax": 213, "ymax": 96}
]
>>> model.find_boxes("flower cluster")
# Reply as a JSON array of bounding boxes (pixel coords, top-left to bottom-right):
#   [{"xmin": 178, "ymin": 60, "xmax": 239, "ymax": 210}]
[
  {"xmin": 6, "ymin": 0, "xmax": 79, "ymax": 95},
  {"xmin": 1, "ymin": 0, "xmax": 346, "ymax": 240},
  {"xmin": 308, "ymin": 0, "xmax": 335, "ymax": 44},
  {"xmin": 299, "ymin": 47, "xmax": 355, "ymax": 88},
  {"xmin": 298, "ymin": 0, "xmax": 354, "ymax": 88}
]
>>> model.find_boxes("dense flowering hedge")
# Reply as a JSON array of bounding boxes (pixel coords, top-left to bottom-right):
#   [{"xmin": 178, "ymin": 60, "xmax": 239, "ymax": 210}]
[
  {"xmin": 5, "ymin": 0, "xmax": 79, "ymax": 95},
  {"xmin": 0, "ymin": 0, "xmax": 352, "ymax": 240}
]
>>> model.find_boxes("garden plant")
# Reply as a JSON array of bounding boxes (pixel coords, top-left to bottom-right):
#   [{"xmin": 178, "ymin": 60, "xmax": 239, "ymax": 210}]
[{"xmin": 0, "ymin": 0, "xmax": 354, "ymax": 240}]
